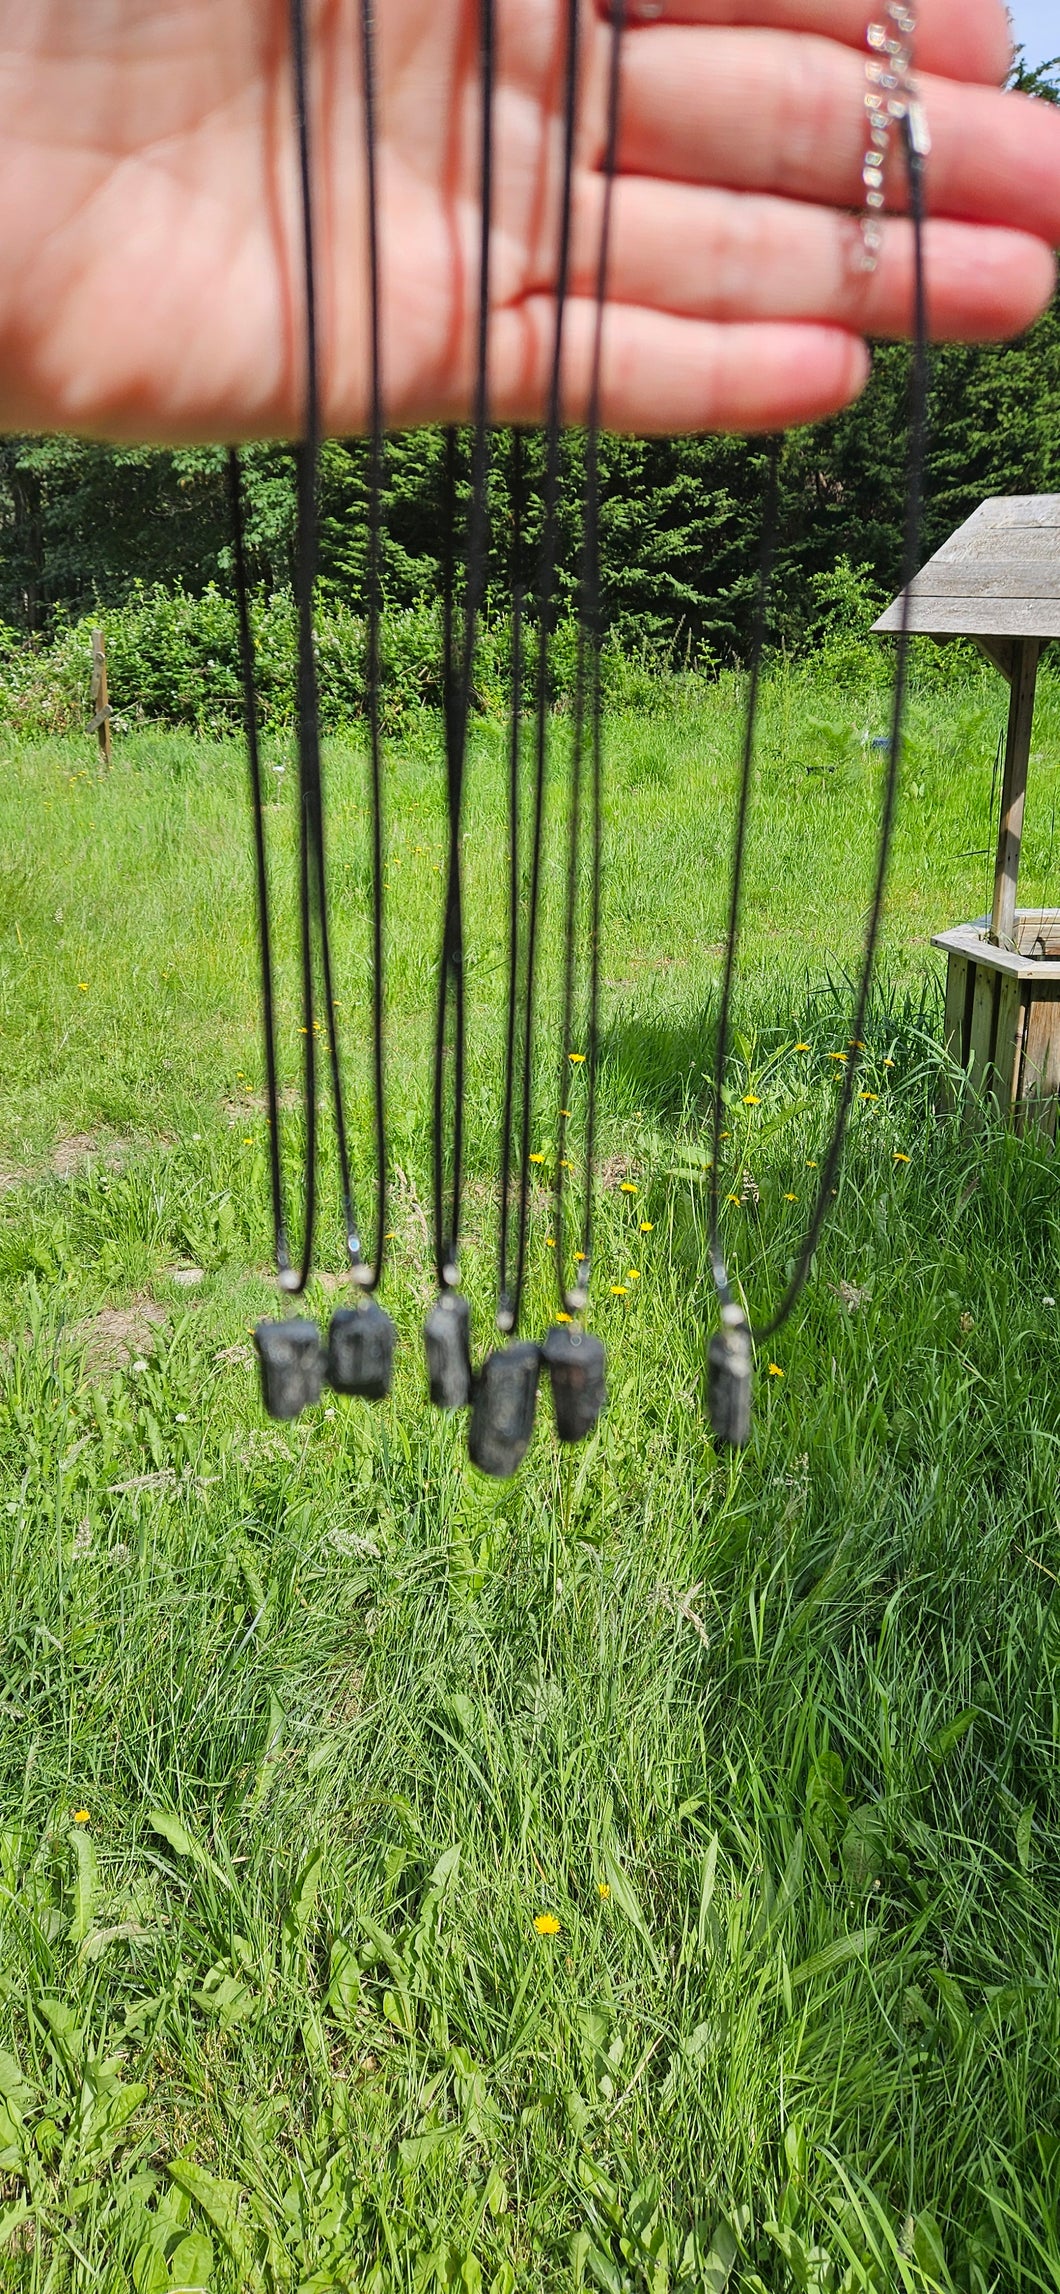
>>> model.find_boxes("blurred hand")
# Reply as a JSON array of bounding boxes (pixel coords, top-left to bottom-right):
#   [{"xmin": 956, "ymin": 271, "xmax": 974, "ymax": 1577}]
[{"xmin": 0, "ymin": 0, "xmax": 1056, "ymax": 441}]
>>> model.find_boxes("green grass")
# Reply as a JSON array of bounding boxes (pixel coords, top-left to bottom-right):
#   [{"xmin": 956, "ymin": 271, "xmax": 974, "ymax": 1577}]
[{"xmin": 2, "ymin": 654, "xmax": 1060, "ymax": 2293}]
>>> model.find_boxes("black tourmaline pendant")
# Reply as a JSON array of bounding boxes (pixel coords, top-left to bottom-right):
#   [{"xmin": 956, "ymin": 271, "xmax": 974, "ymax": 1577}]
[
  {"xmin": 541, "ymin": 1324, "xmax": 607, "ymax": 1441},
  {"xmin": 327, "ymin": 1299, "xmax": 396, "ymax": 1401},
  {"xmin": 255, "ymin": 1318, "xmax": 326, "ymax": 1422},
  {"xmin": 424, "ymin": 1292, "xmax": 472, "ymax": 1410},
  {"xmin": 468, "ymin": 1341, "xmax": 541, "ymax": 1478},
  {"xmin": 707, "ymin": 1304, "xmax": 752, "ymax": 1450}
]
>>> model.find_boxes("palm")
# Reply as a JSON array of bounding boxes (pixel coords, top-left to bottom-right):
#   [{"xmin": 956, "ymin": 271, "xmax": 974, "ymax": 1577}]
[{"xmin": 1, "ymin": 0, "xmax": 1058, "ymax": 444}]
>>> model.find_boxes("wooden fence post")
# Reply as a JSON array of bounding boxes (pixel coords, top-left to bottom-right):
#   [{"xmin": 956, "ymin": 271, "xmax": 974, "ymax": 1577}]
[{"xmin": 90, "ymin": 629, "xmax": 113, "ymax": 768}]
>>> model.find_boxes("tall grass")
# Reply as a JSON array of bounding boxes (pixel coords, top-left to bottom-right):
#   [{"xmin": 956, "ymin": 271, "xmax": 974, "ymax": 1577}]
[{"xmin": 1, "ymin": 658, "xmax": 1059, "ymax": 2292}]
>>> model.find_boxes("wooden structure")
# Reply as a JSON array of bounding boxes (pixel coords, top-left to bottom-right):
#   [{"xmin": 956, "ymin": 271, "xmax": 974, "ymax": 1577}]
[
  {"xmin": 90, "ymin": 628, "xmax": 112, "ymax": 768},
  {"xmin": 874, "ymin": 496, "xmax": 1060, "ymax": 1130}
]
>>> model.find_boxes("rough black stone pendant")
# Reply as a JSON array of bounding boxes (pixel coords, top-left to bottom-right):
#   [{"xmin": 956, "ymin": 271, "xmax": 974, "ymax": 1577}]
[
  {"xmin": 424, "ymin": 1292, "xmax": 472, "ymax": 1410},
  {"xmin": 327, "ymin": 1298, "xmax": 396, "ymax": 1401},
  {"xmin": 255, "ymin": 1317, "xmax": 326, "ymax": 1422},
  {"xmin": 468, "ymin": 1341, "xmax": 541, "ymax": 1478},
  {"xmin": 707, "ymin": 1303, "xmax": 752, "ymax": 1450},
  {"xmin": 541, "ymin": 1324, "xmax": 607, "ymax": 1442}
]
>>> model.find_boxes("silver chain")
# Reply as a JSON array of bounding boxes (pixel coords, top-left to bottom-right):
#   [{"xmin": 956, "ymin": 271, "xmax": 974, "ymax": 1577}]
[{"xmin": 858, "ymin": 4, "xmax": 930, "ymax": 272}]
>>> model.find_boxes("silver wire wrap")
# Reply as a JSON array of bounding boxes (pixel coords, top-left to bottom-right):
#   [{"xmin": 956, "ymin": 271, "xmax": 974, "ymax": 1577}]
[{"xmin": 858, "ymin": 4, "xmax": 930, "ymax": 273}]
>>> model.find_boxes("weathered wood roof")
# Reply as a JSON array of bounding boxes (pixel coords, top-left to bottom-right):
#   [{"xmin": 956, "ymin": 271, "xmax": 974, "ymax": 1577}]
[{"xmin": 873, "ymin": 496, "xmax": 1060, "ymax": 644}]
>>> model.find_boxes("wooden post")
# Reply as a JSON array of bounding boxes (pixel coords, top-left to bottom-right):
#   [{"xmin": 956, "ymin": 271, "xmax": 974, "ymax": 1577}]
[
  {"xmin": 90, "ymin": 628, "xmax": 112, "ymax": 768},
  {"xmin": 990, "ymin": 638, "xmax": 1041, "ymax": 947}
]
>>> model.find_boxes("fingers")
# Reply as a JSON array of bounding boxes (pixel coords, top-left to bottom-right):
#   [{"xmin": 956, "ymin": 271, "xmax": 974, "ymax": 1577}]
[
  {"xmin": 494, "ymin": 298, "xmax": 869, "ymax": 431},
  {"xmin": 597, "ymin": 0, "xmax": 1013, "ymax": 87},
  {"xmin": 616, "ymin": 30, "xmax": 1060, "ymax": 245},
  {"xmin": 568, "ymin": 178, "xmax": 1057, "ymax": 342}
]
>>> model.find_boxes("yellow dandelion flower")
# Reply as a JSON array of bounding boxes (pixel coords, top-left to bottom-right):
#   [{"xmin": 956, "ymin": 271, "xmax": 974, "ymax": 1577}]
[
  {"xmin": 569, "ymin": 1053, "xmax": 586, "ymax": 1064},
  {"xmin": 828, "ymin": 1052, "xmax": 847, "ymax": 1062},
  {"xmin": 794, "ymin": 1042, "xmax": 810, "ymax": 1052},
  {"xmin": 72, "ymin": 1809, "xmax": 90, "ymax": 1823},
  {"xmin": 545, "ymin": 1236, "xmax": 556, "ymax": 1248},
  {"xmin": 575, "ymin": 1252, "xmax": 588, "ymax": 1262},
  {"xmin": 806, "ymin": 1159, "xmax": 818, "ymax": 1168},
  {"xmin": 720, "ymin": 1130, "xmax": 731, "ymax": 1139},
  {"xmin": 385, "ymin": 1231, "xmax": 398, "ymax": 1240},
  {"xmin": 726, "ymin": 1192, "xmax": 741, "ymax": 1206},
  {"xmin": 243, "ymin": 1137, "xmax": 254, "ymax": 1145},
  {"xmin": 598, "ymin": 1882, "xmax": 611, "ymax": 1899},
  {"xmin": 784, "ymin": 1191, "xmax": 797, "ymax": 1201},
  {"xmin": 529, "ymin": 1152, "xmax": 545, "ymax": 1164},
  {"xmin": 768, "ymin": 1364, "xmax": 784, "ymax": 1378},
  {"xmin": 77, "ymin": 982, "xmax": 88, "ymax": 992},
  {"xmin": 859, "ymin": 1092, "xmax": 878, "ymax": 1102},
  {"xmin": 884, "ymin": 1058, "xmax": 895, "ymax": 1068},
  {"xmin": 560, "ymin": 1158, "xmax": 573, "ymax": 1170},
  {"xmin": 743, "ymin": 1094, "xmax": 762, "ymax": 1106},
  {"xmin": 639, "ymin": 1221, "xmax": 654, "ymax": 1232},
  {"xmin": 611, "ymin": 1284, "xmax": 629, "ymax": 1296},
  {"xmin": 556, "ymin": 1311, "xmax": 573, "ymax": 1323},
  {"xmin": 534, "ymin": 1912, "xmax": 561, "ymax": 1936},
  {"xmin": 850, "ymin": 1040, "xmax": 865, "ymax": 1050},
  {"xmin": 620, "ymin": 1182, "xmax": 637, "ymax": 1194},
  {"xmin": 893, "ymin": 1151, "xmax": 910, "ymax": 1163},
  {"xmin": 627, "ymin": 1269, "xmax": 640, "ymax": 1280},
  {"xmin": 559, "ymin": 1109, "xmax": 572, "ymax": 1118}
]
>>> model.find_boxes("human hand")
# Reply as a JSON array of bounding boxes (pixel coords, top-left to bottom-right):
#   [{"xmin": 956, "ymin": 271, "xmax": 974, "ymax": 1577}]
[{"xmin": 0, "ymin": 0, "xmax": 1057, "ymax": 444}]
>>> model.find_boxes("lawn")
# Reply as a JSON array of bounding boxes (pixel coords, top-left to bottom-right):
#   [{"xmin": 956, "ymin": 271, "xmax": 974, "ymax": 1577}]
[{"xmin": 1, "ymin": 652, "xmax": 1060, "ymax": 2293}]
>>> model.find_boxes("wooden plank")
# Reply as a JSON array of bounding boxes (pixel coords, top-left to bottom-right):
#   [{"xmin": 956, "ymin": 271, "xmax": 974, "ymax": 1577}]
[
  {"xmin": 967, "ymin": 962, "xmax": 997, "ymax": 1095},
  {"xmin": 905, "ymin": 564, "xmax": 1060, "ymax": 600},
  {"xmin": 918, "ymin": 566, "xmax": 1060, "ymax": 599},
  {"xmin": 942, "ymin": 953, "xmax": 970, "ymax": 1066},
  {"xmin": 932, "ymin": 912, "xmax": 1060, "ymax": 982},
  {"xmin": 1018, "ymin": 991, "xmax": 1060, "ymax": 1139},
  {"xmin": 939, "ymin": 952, "xmax": 971, "ymax": 1115},
  {"xmin": 974, "ymin": 637, "xmax": 1014, "ymax": 681},
  {"xmin": 874, "ymin": 597, "xmax": 1060, "ymax": 637},
  {"xmin": 973, "ymin": 496, "xmax": 1060, "ymax": 528},
  {"xmin": 935, "ymin": 532, "xmax": 1060, "ymax": 566},
  {"xmin": 991, "ymin": 640, "xmax": 1041, "ymax": 944},
  {"xmin": 993, "ymin": 970, "xmax": 1022, "ymax": 1105}
]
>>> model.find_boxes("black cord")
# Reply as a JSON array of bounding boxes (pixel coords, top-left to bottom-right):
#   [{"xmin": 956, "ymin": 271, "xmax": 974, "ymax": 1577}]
[
  {"xmin": 708, "ymin": 442, "xmax": 780, "ymax": 1311},
  {"xmin": 554, "ymin": 0, "xmax": 626, "ymax": 1315},
  {"xmin": 231, "ymin": 0, "xmax": 390, "ymax": 1302},
  {"xmin": 360, "ymin": 0, "xmax": 389, "ymax": 1291},
  {"xmin": 510, "ymin": 0, "xmax": 581, "ymax": 1334},
  {"xmin": 432, "ymin": 0, "xmax": 496, "ymax": 1294},
  {"xmin": 711, "ymin": 114, "xmax": 930, "ymax": 1345},
  {"xmin": 497, "ymin": 428, "xmax": 526, "ymax": 1329},
  {"xmin": 228, "ymin": 449, "xmax": 291, "ymax": 1282}
]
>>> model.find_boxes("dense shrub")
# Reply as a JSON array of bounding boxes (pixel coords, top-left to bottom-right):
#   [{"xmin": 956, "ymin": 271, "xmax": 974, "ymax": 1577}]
[{"xmin": 0, "ymin": 584, "xmax": 674, "ymax": 737}]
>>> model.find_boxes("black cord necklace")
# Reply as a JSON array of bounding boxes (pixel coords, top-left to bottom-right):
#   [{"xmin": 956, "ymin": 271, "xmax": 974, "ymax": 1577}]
[
  {"xmin": 464, "ymin": 0, "xmax": 625, "ymax": 1477},
  {"xmin": 423, "ymin": 0, "xmax": 497, "ymax": 1419},
  {"xmin": 234, "ymin": 0, "xmax": 393, "ymax": 1422},
  {"xmin": 539, "ymin": 0, "xmax": 625, "ymax": 1449},
  {"xmin": 707, "ymin": 109, "xmax": 930, "ymax": 1449}
]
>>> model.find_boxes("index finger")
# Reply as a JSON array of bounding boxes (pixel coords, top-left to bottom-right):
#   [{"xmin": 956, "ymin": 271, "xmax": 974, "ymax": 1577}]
[{"xmin": 600, "ymin": 0, "xmax": 1014, "ymax": 87}]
